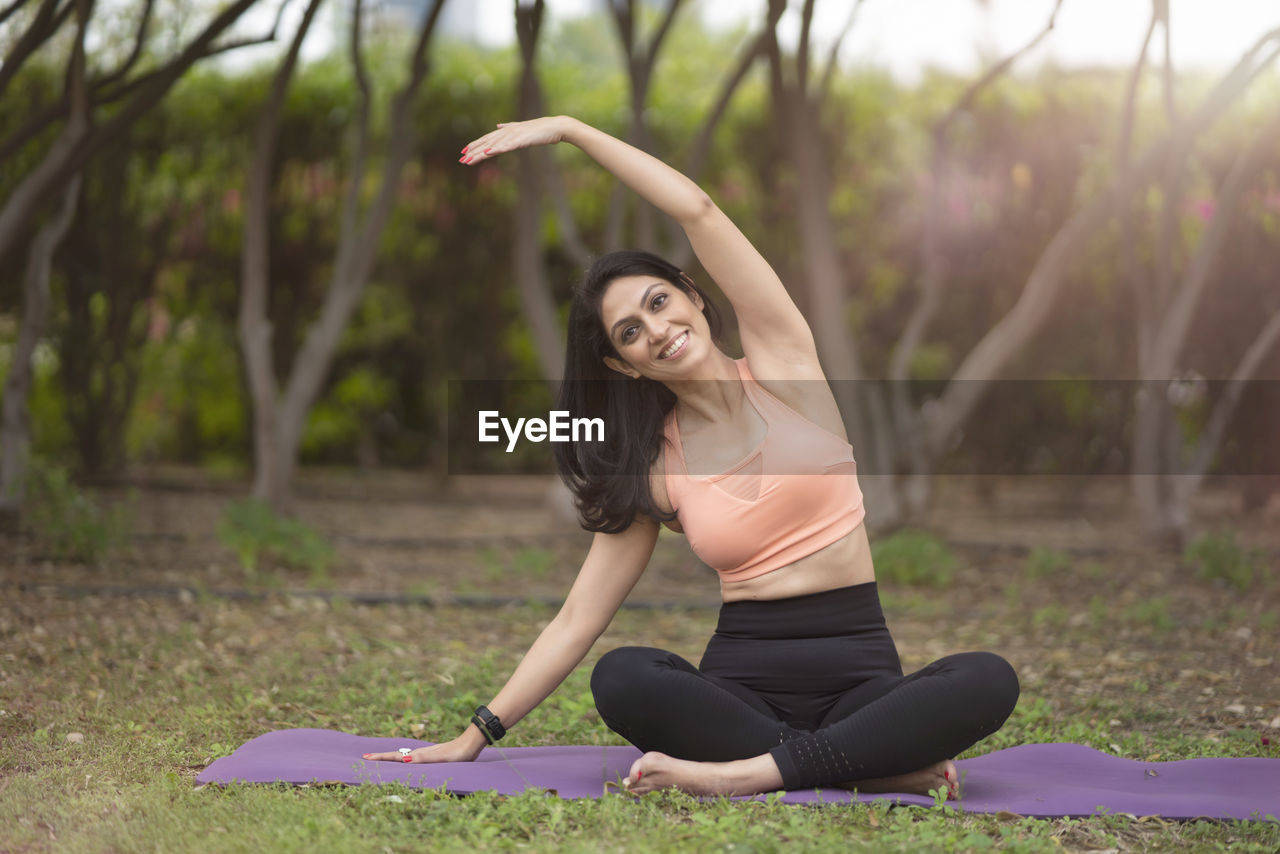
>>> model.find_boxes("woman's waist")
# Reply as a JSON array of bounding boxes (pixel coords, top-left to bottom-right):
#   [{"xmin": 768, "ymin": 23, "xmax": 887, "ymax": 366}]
[
  {"xmin": 718, "ymin": 524, "xmax": 874, "ymax": 604},
  {"xmin": 714, "ymin": 580, "xmax": 887, "ymax": 642}
]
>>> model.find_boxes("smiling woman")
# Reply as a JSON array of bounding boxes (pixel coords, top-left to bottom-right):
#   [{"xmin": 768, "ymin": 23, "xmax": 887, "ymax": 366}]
[{"xmin": 361, "ymin": 114, "xmax": 1019, "ymax": 799}]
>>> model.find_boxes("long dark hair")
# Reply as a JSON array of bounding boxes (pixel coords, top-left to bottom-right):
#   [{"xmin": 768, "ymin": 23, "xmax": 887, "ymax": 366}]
[{"xmin": 553, "ymin": 250, "xmax": 724, "ymax": 533}]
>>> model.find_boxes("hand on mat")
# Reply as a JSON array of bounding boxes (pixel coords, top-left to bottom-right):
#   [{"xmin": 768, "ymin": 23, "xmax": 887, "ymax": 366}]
[
  {"xmin": 459, "ymin": 116, "xmax": 569, "ymax": 166},
  {"xmin": 362, "ymin": 736, "xmax": 480, "ymax": 764}
]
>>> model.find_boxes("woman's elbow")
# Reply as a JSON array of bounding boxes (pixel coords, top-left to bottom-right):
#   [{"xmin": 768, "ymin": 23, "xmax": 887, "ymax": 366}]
[{"xmin": 676, "ymin": 190, "xmax": 717, "ymax": 227}]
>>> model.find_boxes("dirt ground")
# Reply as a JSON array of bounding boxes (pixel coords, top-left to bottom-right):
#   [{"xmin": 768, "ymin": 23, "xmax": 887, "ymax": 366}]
[{"xmin": 5, "ymin": 469, "xmax": 1279, "ymax": 751}]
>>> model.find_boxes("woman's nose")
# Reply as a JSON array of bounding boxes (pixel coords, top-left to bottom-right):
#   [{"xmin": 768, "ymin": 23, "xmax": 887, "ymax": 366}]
[{"xmin": 646, "ymin": 319, "xmax": 670, "ymax": 343}]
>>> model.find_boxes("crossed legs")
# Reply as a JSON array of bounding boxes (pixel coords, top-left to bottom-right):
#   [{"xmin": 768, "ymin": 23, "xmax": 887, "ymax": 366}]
[{"xmin": 591, "ymin": 646, "xmax": 1019, "ymax": 796}]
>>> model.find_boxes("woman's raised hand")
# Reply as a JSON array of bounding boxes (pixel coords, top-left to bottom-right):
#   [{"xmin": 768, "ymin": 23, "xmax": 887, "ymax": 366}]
[
  {"xmin": 362, "ymin": 733, "xmax": 484, "ymax": 764},
  {"xmin": 460, "ymin": 116, "xmax": 573, "ymax": 165}
]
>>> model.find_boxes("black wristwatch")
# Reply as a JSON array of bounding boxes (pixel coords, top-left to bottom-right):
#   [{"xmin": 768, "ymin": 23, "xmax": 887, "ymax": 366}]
[{"xmin": 471, "ymin": 705, "xmax": 506, "ymax": 744}]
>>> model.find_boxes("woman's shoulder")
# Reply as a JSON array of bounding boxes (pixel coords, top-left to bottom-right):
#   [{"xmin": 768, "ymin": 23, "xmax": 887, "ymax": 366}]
[{"xmin": 739, "ymin": 349, "xmax": 846, "ymax": 440}]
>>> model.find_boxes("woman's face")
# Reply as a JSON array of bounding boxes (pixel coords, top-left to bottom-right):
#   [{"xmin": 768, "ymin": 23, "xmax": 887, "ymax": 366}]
[{"xmin": 597, "ymin": 274, "xmax": 707, "ymax": 379}]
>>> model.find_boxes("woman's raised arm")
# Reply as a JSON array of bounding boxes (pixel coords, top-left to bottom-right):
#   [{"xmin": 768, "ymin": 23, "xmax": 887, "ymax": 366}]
[
  {"xmin": 364, "ymin": 516, "xmax": 659, "ymax": 764},
  {"xmin": 462, "ymin": 117, "xmax": 818, "ymax": 366}
]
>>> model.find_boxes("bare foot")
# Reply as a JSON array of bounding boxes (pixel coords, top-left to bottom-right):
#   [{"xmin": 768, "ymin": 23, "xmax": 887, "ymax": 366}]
[
  {"xmin": 621, "ymin": 751, "xmax": 783, "ymax": 797},
  {"xmin": 834, "ymin": 759, "xmax": 959, "ymax": 799}
]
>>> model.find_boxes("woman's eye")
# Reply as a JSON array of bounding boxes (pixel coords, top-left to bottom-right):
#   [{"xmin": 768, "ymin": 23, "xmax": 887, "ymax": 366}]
[
  {"xmin": 622, "ymin": 326, "xmax": 638, "ymax": 343},
  {"xmin": 651, "ymin": 293, "xmax": 667, "ymax": 310}
]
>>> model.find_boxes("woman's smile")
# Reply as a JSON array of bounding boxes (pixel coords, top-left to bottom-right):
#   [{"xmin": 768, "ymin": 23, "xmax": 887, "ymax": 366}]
[{"xmin": 657, "ymin": 331, "xmax": 689, "ymax": 360}]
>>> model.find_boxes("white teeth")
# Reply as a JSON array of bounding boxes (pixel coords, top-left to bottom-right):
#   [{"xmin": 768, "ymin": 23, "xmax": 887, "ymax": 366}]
[{"xmin": 660, "ymin": 332, "xmax": 687, "ymax": 359}]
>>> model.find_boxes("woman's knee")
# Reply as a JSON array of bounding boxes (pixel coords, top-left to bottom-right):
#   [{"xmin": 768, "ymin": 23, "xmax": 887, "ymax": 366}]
[
  {"xmin": 590, "ymin": 646, "xmax": 685, "ymax": 713},
  {"xmin": 963, "ymin": 651, "xmax": 1020, "ymax": 719}
]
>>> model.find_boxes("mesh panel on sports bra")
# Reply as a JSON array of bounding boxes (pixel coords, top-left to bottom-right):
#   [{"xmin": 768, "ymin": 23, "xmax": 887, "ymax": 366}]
[{"xmin": 708, "ymin": 454, "xmax": 763, "ymax": 502}]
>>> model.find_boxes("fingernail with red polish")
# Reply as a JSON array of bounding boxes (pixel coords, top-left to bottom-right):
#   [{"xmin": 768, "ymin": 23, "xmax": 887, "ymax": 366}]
[
  {"xmin": 461, "ymin": 146, "xmax": 468, "ymax": 154},
  {"xmin": 362, "ymin": 754, "xmax": 371, "ymax": 759},
  {"xmin": 402, "ymin": 756, "xmax": 412, "ymax": 763}
]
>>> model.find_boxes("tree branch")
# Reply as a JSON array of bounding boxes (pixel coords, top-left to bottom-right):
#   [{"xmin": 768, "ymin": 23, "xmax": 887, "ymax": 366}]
[
  {"xmin": 1149, "ymin": 111, "xmax": 1280, "ymax": 379},
  {"xmin": 0, "ymin": 0, "xmax": 75, "ymax": 99},
  {"xmin": 889, "ymin": 0, "xmax": 1063, "ymax": 437},
  {"xmin": 922, "ymin": 26, "xmax": 1280, "ymax": 455},
  {"xmin": 0, "ymin": 0, "xmax": 35, "ymax": 29},
  {"xmin": 816, "ymin": 0, "xmax": 866, "ymax": 105},
  {"xmin": 942, "ymin": 0, "xmax": 1063, "ymax": 137},
  {"xmin": 0, "ymin": 3, "xmax": 287, "ymax": 167},
  {"xmin": 1119, "ymin": 3, "xmax": 1159, "ymax": 366},
  {"xmin": 336, "ymin": 0, "xmax": 371, "ymax": 278},
  {"xmin": 1158, "ymin": 0, "xmax": 1177, "ymax": 126},
  {"xmin": 644, "ymin": 0, "xmax": 683, "ymax": 72},
  {"xmin": 796, "ymin": 0, "xmax": 816, "ymax": 97},
  {"xmin": 1150, "ymin": 0, "xmax": 1180, "ymax": 319},
  {"xmin": 1180, "ymin": 311, "xmax": 1280, "ymax": 491},
  {"xmin": 279, "ymin": 0, "xmax": 448, "ymax": 449},
  {"xmin": 515, "ymin": 0, "xmax": 591, "ymax": 267},
  {"xmin": 91, "ymin": 0, "xmax": 156, "ymax": 93},
  {"xmin": 685, "ymin": 28, "xmax": 768, "ymax": 182}
]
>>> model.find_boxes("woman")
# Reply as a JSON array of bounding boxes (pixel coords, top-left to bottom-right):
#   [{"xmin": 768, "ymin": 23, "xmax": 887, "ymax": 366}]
[{"xmin": 364, "ymin": 116, "xmax": 1019, "ymax": 798}]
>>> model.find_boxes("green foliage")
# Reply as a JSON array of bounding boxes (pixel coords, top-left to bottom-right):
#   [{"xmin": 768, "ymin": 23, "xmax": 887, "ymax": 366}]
[
  {"xmin": 479, "ymin": 546, "xmax": 556, "ymax": 582},
  {"xmin": 1088, "ymin": 593, "xmax": 1109, "ymax": 627},
  {"xmin": 1185, "ymin": 530, "xmax": 1269, "ymax": 591},
  {"xmin": 217, "ymin": 499, "xmax": 335, "ymax": 584},
  {"xmin": 20, "ymin": 460, "xmax": 132, "ymax": 563},
  {"xmin": 871, "ymin": 530, "xmax": 957, "ymax": 588},
  {"xmin": 1032, "ymin": 604, "xmax": 1069, "ymax": 629},
  {"xmin": 1024, "ymin": 547, "xmax": 1070, "ymax": 580},
  {"xmin": 1124, "ymin": 595, "xmax": 1175, "ymax": 632}
]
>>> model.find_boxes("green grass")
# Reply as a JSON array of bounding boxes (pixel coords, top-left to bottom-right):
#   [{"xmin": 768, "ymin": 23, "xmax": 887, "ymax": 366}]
[
  {"xmin": 870, "ymin": 530, "xmax": 957, "ymax": 588},
  {"xmin": 2, "ymin": 594, "xmax": 1277, "ymax": 853},
  {"xmin": 20, "ymin": 460, "xmax": 133, "ymax": 564},
  {"xmin": 1185, "ymin": 530, "xmax": 1271, "ymax": 591},
  {"xmin": 1024, "ymin": 547, "xmax": 1070, "ymax": 580},
  {"xmin": 217, "ymin": 499, "xmax": 335, "ymax": 586}
]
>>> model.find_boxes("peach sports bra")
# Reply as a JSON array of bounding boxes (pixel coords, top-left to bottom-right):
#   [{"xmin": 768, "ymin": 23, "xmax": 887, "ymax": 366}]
[{"xmin": 662, "ymin": 359, "xmax": 866, "ymax": 582}]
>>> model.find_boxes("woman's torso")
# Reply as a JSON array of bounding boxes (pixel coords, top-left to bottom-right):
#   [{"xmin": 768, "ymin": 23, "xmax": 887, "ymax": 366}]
[{"xmin": 650, "ymin": 357, "xmax": 874, "ymax": 602}]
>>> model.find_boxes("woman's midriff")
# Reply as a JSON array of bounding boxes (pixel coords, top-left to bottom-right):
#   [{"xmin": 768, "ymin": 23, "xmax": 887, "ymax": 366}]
[{"xmin": 718, "ymin": 523, "xmax": 875, "ymax": 603}]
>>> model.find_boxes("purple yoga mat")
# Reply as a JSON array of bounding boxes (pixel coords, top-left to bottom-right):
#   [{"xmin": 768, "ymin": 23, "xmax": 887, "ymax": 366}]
[{"xmin": 196, "ymin": 728, "xmax": 1280, "ymax": 820}]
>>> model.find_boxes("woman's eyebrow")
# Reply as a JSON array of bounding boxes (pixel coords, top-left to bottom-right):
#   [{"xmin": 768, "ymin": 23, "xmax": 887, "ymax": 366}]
[{"xmin": 610, "ymin": 283, "xmax": 664, "ymax": 338}]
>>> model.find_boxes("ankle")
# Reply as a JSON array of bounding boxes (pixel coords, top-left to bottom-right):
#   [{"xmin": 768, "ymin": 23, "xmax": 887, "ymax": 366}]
[{"xmin": 729, "ymin": 753, "xmax": 784, "ymax": 794}]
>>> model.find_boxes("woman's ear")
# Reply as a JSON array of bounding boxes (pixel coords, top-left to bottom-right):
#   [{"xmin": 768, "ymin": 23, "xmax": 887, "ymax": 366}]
[
  {"xmin": 603, "ymin": 355, "xmax": 641, "ymax": 379},
  {"xmin": 678, "ymin": 273, "xmax": 703, "ymax": 309}
]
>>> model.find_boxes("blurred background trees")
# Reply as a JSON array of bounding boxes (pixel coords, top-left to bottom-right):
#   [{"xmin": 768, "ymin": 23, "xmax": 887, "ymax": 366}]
[{"xmin": 1, "ymin": 0, "xmax": 1278, "ymax": 546}]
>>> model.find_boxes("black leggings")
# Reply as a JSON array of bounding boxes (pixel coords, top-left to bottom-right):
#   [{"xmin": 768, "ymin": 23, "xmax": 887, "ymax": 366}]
[{"xmin": 590, "ymin": 582, "xmax": 1019, "ymax": 790}]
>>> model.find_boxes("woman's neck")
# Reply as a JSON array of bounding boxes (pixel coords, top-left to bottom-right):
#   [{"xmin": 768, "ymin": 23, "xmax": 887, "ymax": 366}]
[{"xmin": 666, "ymin": 351, "xmax": 745, "ymax": 425}]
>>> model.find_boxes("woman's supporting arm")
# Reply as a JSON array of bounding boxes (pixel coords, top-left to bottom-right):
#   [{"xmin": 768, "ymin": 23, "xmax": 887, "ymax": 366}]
[
  {"xmin": 463, "ymin": 117, "xmax": 819, "ymax": 366},
  {"xmin": 365, "ymin": 516, "xmax": 659, "ymax": 763}
]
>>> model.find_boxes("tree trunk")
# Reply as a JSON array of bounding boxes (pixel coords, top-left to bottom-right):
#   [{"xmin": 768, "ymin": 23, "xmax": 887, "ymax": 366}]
[
  {"xmin": 1131, "ymin": 110, "xmax": 1280, "ymax": 540},
  {"xmin": 0, "ymin": 174, "xmax": 81, "ymax": 519},
  {"xmin": 241, "ymin": 0, "xmax": 446, "ymax": 513},
  {"xmin": 239, "ymin": 0, "xmax": 326, "ymax": 511},
  {"xmin": 512, "ymin": 0, "xmax": 564, "ymax": 383}
]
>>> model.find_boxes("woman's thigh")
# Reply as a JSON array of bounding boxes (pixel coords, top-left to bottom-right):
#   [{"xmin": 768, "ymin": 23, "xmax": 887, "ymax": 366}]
[
  {"xmin": 591, "ymin": 646, "xmax": 797, "ymax": 761},
  {"xmin": 818, "ymin": 651, "xmax": 1020, "ymax": 731}
]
